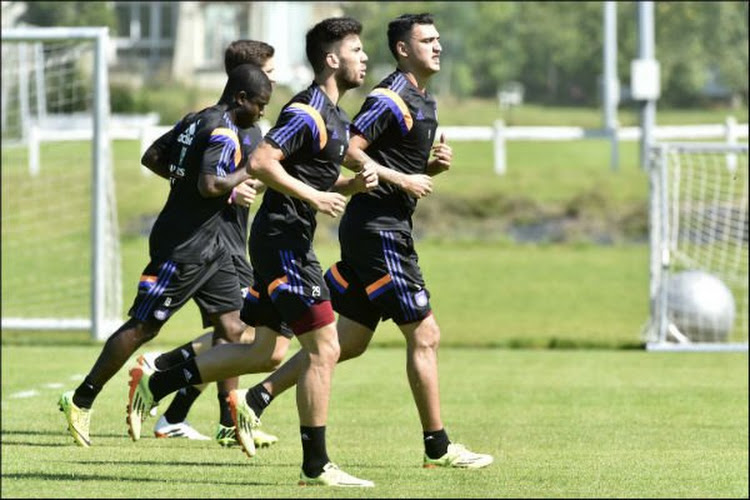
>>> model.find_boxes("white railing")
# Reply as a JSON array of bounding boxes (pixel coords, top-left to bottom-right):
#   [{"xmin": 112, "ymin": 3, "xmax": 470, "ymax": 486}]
[
  {"xmin": 26, "ymin": 116, "xmax": 748, "ymax": 177},
  {"xmin": 437, "ymin": 116, "xmax": 748, "ymax": 175}
]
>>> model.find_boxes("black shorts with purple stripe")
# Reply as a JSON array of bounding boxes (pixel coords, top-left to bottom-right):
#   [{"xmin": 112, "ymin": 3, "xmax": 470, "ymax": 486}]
[
  {"xmin": 247, "ymin": 238, "xmax": 333, "ymax": 335},
  {"xmin": 128, "ymin": 250, "xmax": 241, "ymax": 326},
  {"xmin": 326, "ymin": 226, "xmax": 432, "ymax": 330}
]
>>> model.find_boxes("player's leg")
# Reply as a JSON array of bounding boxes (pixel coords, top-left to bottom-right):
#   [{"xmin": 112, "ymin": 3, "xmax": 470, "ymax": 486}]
[
  {"xmin": 239, "ymin": 262, "xmax": 376, "ymax": 419},
  {"xmin": 133, "ymin": 320, "xmax": 284, "ymax": 418},
  {"xmin": 144, "ymin": 330, "xmax": 213, "ymax": 371},
  {"xmin": 125, "ymin": 255, "xmax": 244, "ymax": 440},
  {"xmin": 147, "ymin": 307, "xmax": 216, "ymax": 438},
  {"xmin": 394, "ymin": 304, "xmax": 493, "ymax": 469},
  {"xmin": 398, "ymin": 314, "xmax": 444, "ymax": 432},
  {"xmin": 59, "ymin": 317, "xmax": 160, "ymax": 447},
  {"xmin": 234, "ymin": 244, "xmax": 372, "ymax": 485},
  {"xmin": 292, "ymin": 316, "xmax": 372, "ymax": 487},
  {"xmin": 60, "ymin": 258, "xmax": 190, "ymax": 446},
  {"xmin": 294, "ymin": 318, "xmax": 340, "ymax": 479},
  {"xmin": 236, "ymin": 313, "xmax": 373, "ymax": 424}
]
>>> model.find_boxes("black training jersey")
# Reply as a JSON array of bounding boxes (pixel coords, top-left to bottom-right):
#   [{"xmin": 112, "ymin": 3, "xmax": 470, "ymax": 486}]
[
  {"xmin": 252, "ymin": 82, "xmax": 350, "ymax": 245},
  {"xmin": 149, "ymin": 105, "xmax": 254, "ymax": 263},
  {"xmin": 347, "ymin": 69, "xmax": 438, "ymax": 230},
  {"xmin": 218, "ymin": 123, "xmax": 263, "ymax": 259}
]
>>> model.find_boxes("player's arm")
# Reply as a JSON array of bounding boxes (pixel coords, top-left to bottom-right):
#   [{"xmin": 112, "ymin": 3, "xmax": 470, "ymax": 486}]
[
  {"xmin": 247, "ymin": 140, "xmax": 346, "ymax": 218},
  {"xmin": 198, "ymin": 168, "xmax": 251, "ymax": 198},
  {"xmin": 332, "ymin": 163, "xmax": 378, "ymax": 196},
  {"xmin": 344, "ymin": 134, "xmax": 433, "ymax": 199},
  {"xmin": 197, "ymin": 126, "xmax": 254, "ymax": 198},
  {"xmin": 140, "ymin": 129, "xmax": 174, "ymax": 179},
  {"xmin": 227, "ymin": 177, "xmax": 265, "ymax": 207},
  {"xmin": 425, "ymin": 133, "xmax": 452, "ymax": 177}
]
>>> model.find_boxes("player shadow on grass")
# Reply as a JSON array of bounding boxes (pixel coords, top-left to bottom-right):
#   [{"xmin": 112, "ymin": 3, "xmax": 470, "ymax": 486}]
[
  {"xmin": 71, "ymin": 459, "xmax": 300, "ymax": 469},
  {"xmin": 3, "ymin": 472, "xmax": 277, "ymax": 486},
  {"xmin": 1, "ymin": 440, "xmax": 69, "ymax": 448}
]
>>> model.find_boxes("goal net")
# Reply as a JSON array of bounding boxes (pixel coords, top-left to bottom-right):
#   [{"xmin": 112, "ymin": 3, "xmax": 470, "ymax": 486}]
[
  {"xmin": 1, "ymin": 27, "xmax": 122, "ymax": 340},
  {"xmin": 645, "ymin": 142, "xmax": 748, "ymax": 351}
]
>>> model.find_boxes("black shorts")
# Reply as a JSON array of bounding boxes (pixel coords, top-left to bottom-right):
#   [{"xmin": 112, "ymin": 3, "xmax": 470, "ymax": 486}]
[
  {"xmin": 195, "ymin": 254, "xmax": 252, "ymax": 329},
  {"xmin": 248, "ymin": 239, "xmax": 333, "ymax": 335},
  {"xmin": 128, "ymin": 251, "xmax": 242, "ymax": 326},
  {"xmin": 326, "ymin": 228, "xmax": 431, "ymax": 330}
]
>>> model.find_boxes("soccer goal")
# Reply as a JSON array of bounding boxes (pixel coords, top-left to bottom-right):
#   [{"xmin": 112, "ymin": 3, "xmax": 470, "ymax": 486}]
[
  {"xmin": 645, "ymin": 142, "xmax": 748, "ymax": 352},
  {"xmin": 1, "ymin": 27, "xmax": 122, "ymax": 340}
]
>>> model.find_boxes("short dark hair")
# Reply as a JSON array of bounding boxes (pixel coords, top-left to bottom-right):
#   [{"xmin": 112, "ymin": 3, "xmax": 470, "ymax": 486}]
[
  {"xmin": 387, "ymin": 13, "xmax": 435, "ymax": 60},
  {"xmin": 220, "ymin": 63, "xmax": 272, "ymax": 103},
  {"xmin": 305, "ymin": 16, "xmax": 362, "ymax": 73},
  {"xmin": 224, "ymin": 40, "xmax": 275, "ymax": 74}
]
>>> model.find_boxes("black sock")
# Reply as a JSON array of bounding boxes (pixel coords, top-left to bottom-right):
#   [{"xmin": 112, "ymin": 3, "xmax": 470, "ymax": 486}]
[
  {"xmin": 162, "ymin": 385, "xmax": 203, "ymax": 424},
  {"xmin": 72, "ymin": 376, "xmax": 101, "ymax": 409},
  {"xmin": 217, "ymin": 391, "xmax": 234, "ymax": 427},
  {"xmin": 154, "ymin": 342, "xmax": 196, "ymax": 371},
  {"xmin": 245, "ymin": 384, "xmax": 274, "ymax": 418},
  {"xmin": 301, "ymin": 426, "xmax": 329, "ymax": 478},
  {"xmin": 423, "ymin": 429, "xmax": 451, "ymax": 459},
  {"xmin": 149, "ymin": 359, "xmax": 203, "ymax": 402}
]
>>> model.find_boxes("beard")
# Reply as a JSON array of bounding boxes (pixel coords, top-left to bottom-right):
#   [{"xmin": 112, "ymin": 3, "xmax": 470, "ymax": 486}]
[{"xmin": 336, "ymin": 69, "xmax": 364, "ymax": 90}]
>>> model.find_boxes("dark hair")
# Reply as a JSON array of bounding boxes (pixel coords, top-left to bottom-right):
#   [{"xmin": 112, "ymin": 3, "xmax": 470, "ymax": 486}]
[
  {"xmin": 219, "ymin": 63, "xmax": 272, "ymax": 104},
  {"xmin": 224, "ymin": 40, "xmax": 275, "ymax": 74},
  {"xmin": 387, "ymin": 13, "xmax": 434, "ymax": 60},
  {"xmin": 305, "ymin": 16, "xmax": 362, "ymax": 73}
]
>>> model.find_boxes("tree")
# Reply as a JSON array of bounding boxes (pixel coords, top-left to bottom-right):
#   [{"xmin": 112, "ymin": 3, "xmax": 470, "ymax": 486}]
[{"xmin": 20, "ymin": 1, "xmax": 116, "ymax": 32}]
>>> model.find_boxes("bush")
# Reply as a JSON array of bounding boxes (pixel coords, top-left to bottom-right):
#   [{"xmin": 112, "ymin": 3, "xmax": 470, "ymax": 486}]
[{"xmin": 109, "ymin": 83, "xmax": 149, "ymax": 114}]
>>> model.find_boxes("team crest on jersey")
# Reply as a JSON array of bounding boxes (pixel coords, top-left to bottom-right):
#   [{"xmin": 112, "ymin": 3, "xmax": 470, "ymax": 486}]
[
  {"xmin": 415, "ymin": 109, "xmax": 425, "ymax": 120},
  {"xmin": 153, "ymin": 308, "xmax": 169, "ymax": 321}
]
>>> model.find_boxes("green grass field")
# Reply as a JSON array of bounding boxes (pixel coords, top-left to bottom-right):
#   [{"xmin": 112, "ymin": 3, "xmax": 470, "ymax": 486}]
[
  {"xmin": 2, "ymin": 103, "xmax": 748, "ymax": 497},
  {"xmin": 1, "ymin": 346, "xmax": 747, "ymax": 497}
]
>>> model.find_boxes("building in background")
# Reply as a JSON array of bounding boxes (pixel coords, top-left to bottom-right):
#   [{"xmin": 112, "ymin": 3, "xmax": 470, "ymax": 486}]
[
  {"xmin": 2, "ymin": 1, "xmax": 343, "ymax": 91},
  {"xmin": 112, "ymin": 2, "xmax": 342, "ymax": 90}
]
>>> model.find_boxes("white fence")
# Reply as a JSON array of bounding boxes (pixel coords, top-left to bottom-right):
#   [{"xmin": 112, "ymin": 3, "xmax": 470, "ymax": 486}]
[
  {"xmin": 25, "ymin": 116, "xmax": 748, "ymax": 176},
  {"xmin": 438, "ymin": 116, "xmax": 748, "ymax": 175}
]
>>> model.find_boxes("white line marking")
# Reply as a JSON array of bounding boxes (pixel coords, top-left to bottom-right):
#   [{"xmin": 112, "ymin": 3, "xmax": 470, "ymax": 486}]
[{"xmin": 10, "ymin": 390, "xmax": 39, "ymax": 399}]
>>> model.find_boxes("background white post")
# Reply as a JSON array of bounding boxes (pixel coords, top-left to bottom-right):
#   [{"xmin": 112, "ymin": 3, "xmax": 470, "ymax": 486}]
[
  {"xmin": 493, "ymin": 119, "xmax": 506, "ymax": 176},
  {"xmin": 725, "ymin": 116, "xmax": 738, "ymax": 172}
]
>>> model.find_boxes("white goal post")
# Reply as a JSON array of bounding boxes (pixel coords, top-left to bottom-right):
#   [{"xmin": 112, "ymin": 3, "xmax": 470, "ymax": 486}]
[
  {"xmin": 1, "ymin": 27, "xmax": 122, "ymax": 340},
  {"xmin": 645, "ymin": 142, "xmax": 748, "ymax": 352}
]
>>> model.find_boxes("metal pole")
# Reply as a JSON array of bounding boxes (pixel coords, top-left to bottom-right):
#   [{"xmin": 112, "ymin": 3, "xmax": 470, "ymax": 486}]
[
  {"xmin": 18, "ymin": 42, "xmax": 30, "ymax": 143},
  {"xmin": 648, "ymin": 144, "xmax": 662, "ymax": 343},
  {"xmin": 91, "ymin": 28, "xmax": 111, "ymax": 341},
  {"xmin": 34, "ymin": 42, "xmax": 47, "ymax": 125},
  {"xmin": 603, "ymin": 1, "xmax": 619, "ymax": 171},
  {"xmin": 638, "ymin": 2, "xmax": 656, "ymax": 170},
  {"xmin": 656, "ymin": 144, "xmax": 670, "ymax": 343}
]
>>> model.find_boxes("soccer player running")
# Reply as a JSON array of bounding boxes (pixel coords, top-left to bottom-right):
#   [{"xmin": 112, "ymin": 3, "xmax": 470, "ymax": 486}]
[
  {"xmin": 125, "ymin": 17, "xmax": 377, "ymax": 487},
  {"xmin": 229, "ymin": 13, "xmax": 493, "ymax": 470},
  {"xmin": 141, "ymin": 40, "xmax": 289, "ymax": 449},
  {"xmin": 58, "ymin": 64, "xmax": 273, "ymax": 448}
]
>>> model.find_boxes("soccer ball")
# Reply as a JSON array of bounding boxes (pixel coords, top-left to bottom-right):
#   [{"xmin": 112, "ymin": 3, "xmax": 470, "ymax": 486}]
[{"xmin": 666, "ymin": 270, "xmax": 736, "ymax": 342}]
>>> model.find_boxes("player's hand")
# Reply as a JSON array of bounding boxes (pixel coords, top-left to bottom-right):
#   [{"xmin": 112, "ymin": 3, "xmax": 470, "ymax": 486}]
[
  {"xmin": 429, "ymin": 133, "xmax": 452, "ymax": 174},
  {"xmin": 401, "ymin": 173, "xmax": 433, "ymax": 199},
  {"xmin": 353, "ymin": 164, "xmax": 379, "ymax": 193},
  {"xmin": 312, "ymin": 191, "xmax": 347, "ymax": 218},
  {"xmin": 228, "ymin": 179, "xmax": 258, "ymax": 207}
]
